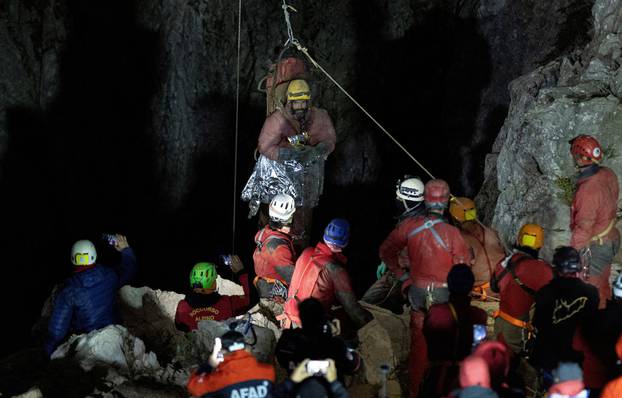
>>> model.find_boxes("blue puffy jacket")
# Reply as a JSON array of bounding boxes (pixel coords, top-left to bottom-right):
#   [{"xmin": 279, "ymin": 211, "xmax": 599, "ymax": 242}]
[{"xmin": 45, "ymin": 248, "xmax": 137, "ymax": 356}]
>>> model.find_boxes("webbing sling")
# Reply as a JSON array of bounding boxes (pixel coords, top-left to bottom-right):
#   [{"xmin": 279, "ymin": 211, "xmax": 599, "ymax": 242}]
[
  {"xmin": 255, "ymin": 228, "xmax": 295, "ymax": 254},
  {"xmin": 491, "ymin": 255, "xmax": 535, "ymax": 297},
  {"xmin": 407, "ymin": 218, "xmax": 449, "ymax": 251}
]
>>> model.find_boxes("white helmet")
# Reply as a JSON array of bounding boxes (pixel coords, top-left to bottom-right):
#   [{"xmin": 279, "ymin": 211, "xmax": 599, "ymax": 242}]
[
  {"xmin": 71, "ymin": 240, "xmax": 97, "ymax": 266},
  {"xmin": 269, "ymin": 193, "xmax": 296, "ymax": 223},
  {"xmin": 396, "ymin": 177, "xmax": 425, "ymax": 202},
  {"xmin": 613, "ymin": 273, "xmax": 622, "ymax": 300}
]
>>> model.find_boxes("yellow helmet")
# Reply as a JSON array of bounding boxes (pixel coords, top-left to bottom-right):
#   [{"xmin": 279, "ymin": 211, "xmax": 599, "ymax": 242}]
[
  {"xmin": 287, "ymin": 79, "xmax": 311, "ymax": 101},
  {"xmin": 449, "ymin": 197, "xmax": 477, "ymax": 222},
  {"xmin": 517, "ymin": 223, "xmax": 544, "ymax": 250}
]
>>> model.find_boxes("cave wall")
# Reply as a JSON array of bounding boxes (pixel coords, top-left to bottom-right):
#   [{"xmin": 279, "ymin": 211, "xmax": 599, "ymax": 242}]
[
  {"xmin": 479, "ymin": 0, "xmax": 622, "ymax": 260},
  {"xmin": 0, "ymin": 0, "xmax": 596, "ymax": 356}
]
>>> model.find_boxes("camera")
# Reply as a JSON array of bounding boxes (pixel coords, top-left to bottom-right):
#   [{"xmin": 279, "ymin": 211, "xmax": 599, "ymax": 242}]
[
  {"xmin": 102, "ymin": 233, "xmax": 117, "ymax": 246},
  {"xmin": 219, "ymin": 255, "xmax": 232, "ymax": 267},
  {"xmin": 306, "ymin": 360, "xmax": 329, "ymax": 375}
]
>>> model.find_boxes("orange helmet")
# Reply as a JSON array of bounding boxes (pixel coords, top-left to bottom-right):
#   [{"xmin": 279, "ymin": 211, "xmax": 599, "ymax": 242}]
[
  {"xmin": 517, "ymin": 223, "xmax": 544, "ymax": 250},
  {"xmin": 424, "ymin": 179, "xmax": 450, "ymax": 209},
  {"xmin": 449, "ymin": 197, "xmax": 477, "ymax": 222},
  {"xmin": 570, "ymin": 134, "xmax": 602, "ymax": 166}
]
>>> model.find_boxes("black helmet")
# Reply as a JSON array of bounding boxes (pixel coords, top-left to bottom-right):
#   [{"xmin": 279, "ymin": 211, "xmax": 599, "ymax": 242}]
[
  {"xmin": 221, "ymin": 330, "xmax": 245, "ymax": 352},
  {"xmin": 552, "ymin": 246, "xmax": 581, "ymax": 274}
]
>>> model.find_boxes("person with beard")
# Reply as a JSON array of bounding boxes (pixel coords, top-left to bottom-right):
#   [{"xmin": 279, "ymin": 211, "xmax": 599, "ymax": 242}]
[
  {"xmin": 175, "ymin": 258, "xmax": 250, "ymax": 332},
  {"xmin": 257, "ymin": 79, "xmax": 336, "ymax": 247},
  {"xmin": 362, "ymin": 176, "xmax": 426, "ymax": 313}
]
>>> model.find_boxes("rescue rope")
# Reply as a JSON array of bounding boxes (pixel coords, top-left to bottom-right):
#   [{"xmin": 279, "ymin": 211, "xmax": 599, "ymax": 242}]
[
  {"xmin": 232, "ymin": 0, "xmax": 242, "ymax": 253},
  {"xmin": 279, "ymin": 2, "xmax": 511, "ymax": 252}
]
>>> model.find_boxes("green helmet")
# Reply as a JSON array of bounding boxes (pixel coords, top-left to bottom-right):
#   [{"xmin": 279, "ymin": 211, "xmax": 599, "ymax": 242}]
[{"xmin": 190, "ymin": 262, "xmax": 217, "ymax": 290}]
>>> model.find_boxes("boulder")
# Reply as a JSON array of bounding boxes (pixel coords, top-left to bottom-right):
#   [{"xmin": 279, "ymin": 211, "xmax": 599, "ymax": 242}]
[{"xmin": 357, "ymin": 303, "xmax": 411, "ymax": 397}]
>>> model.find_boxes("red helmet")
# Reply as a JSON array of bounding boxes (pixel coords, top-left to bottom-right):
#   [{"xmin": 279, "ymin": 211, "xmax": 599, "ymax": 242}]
[
  {"xmin": 570, "ymin": 134, "xmax": 602, "ymax": 166},
  {"xmin": 424, "ymin": 179, "xmax": 450, "ymax": 209}
]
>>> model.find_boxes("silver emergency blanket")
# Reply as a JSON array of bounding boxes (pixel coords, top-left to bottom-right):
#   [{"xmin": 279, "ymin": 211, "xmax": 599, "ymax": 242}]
[{"xmin": 241, "ymin": 152, "xmax": 325, "ymax": 217}]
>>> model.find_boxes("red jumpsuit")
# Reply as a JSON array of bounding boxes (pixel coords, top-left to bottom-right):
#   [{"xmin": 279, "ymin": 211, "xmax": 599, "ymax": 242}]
[
  {"xmin": 283, "ymin": 241, "xmax": 371, "ymax": 329},
  {"xmin": 379, "ymin": 213, "xmax": 472, "ymax": 396},
  {"xmin": 257, "ymin": 107, "xmax": 336, "ymax": 161},
  {"xmin": 187, "ymin": 350, "xmax": 275, "ymax": 397},
  {"xmin": 175, "ymin": 274, "xmax": 250, "ymax": 332},
  {"xmin": 571, "ymin": 165, "xmax": 620, "ymax": 308},
  {"xmin": 253, "ymin": 226, "xmax": 296, "ymax": 298},
  {"xmin": 460, "ymin": 221, "xmax": 505, "ymax": 298},
  {"xmin": 491, "ymin": 252, "xmax": 553, "ymax": 353},
  {"xmin": 423, "ymin": 298, "xmax": 488, "ymax": 396}
]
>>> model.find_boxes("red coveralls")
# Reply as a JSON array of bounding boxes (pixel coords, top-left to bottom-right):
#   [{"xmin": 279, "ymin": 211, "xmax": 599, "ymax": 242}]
[
  {"xmin": 253, "ymin": 226, "xmax": 296, "ymax": 298},
  {"xmin": 423, "ymin": 299, "xmax": 488, "ymax": 396},
  {"xmin": 187, "ymin": 350, "xmax": 275, "ymax": 397},
  {"xmin": 257, "ymin": 107, "xmax": 336, "ymax": 161},
  {"xmin": 283, "ymin": 241, "xmax": 371, "ymax": 329},
  {"xmin": 175, "ymin": 274, "xmax": 250, "ymax": 331},
  {"xmin": 571, "ymin": 166, "xmax": 620, "ymax": 308},
  {"xmin": 460, "ymin": 221, "xmax": 505, "ymax": 299},
  {"xmin": 491, "ymin": 253, "xmax": 553, "ymax": 353},
  {"xmin": 379, "ymin": 213, "xmax": 472, "ymax": 396}
]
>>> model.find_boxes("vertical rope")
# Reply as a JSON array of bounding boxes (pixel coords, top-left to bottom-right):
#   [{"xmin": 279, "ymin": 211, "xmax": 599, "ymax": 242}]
[{"xmin": 232, "ymin": 0, "xmax": 242, "ymax": 253}]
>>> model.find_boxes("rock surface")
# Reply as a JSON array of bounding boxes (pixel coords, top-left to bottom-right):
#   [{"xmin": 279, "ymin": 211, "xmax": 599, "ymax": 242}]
[{"xmin": 478, "ymin": 0, "xmax": 622, "ymax": 260}]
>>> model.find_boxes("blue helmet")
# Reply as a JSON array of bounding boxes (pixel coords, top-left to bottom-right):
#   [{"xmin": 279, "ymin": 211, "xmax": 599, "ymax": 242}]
[{"xmin": 323, "ymin": 218, "xmax": 350, "ymax": 248}]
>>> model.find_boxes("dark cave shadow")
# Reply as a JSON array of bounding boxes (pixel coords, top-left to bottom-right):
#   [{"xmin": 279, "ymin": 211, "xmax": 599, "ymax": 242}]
[
  {"xmin": 0, "ymin": 0, "xmax": 159, "ymax": 358},
  {"xmin": 315, "ymin": 2, "xmax": 494, "ymax": 291}
]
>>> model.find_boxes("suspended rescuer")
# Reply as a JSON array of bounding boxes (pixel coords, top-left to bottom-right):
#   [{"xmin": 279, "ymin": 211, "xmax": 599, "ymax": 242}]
[
  {"xmin": 175, "ymin": 258, "xmax": 249, "ymax": 332},
  {"xmin": 379, "ymin": 178, "xmax": 473, "ymax": 396},
  {"xmin": 531, "ymin": 246, "xmax": 599, "ymax": 384},
  {"xmin": 257, "ymin": 79, "xmax": 337, "ymax": 247},
  {"xmin": 45, "ymin": 235, "xmax": 137, "ymax": 356},
  {"xmin": 569, "ymin": 134, "xmax": 620, "ymax": 309},
  {"xmin": 362, "ymin": 176, "xmax": 426, "ymax": 313},
  {"xmin": 421, "ymin": 264, "xmax": 488, "ymax": 397},
  {"xmin": 280, "ymin": 218, "xmax": 372, "ymax": 330},
  {"xmin": 490, "ymin": 223, "xmax": 554, "ymax": 355},
  {"xmin": 187, "ymin": 331, "xmax": 275, "ymax": 398},
  {"xmin": 449, "ymin": 197, "xmax": 505, "ymax": 300},
  {"xmin": 252, "ymin": 193, "xmax": 297, "ymax": 319}
]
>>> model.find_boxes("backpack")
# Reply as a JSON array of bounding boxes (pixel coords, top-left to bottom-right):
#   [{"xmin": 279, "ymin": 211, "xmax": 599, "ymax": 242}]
[{"xmin": 258, "ymin": 57, "xmax": 307, "ymax": 116}]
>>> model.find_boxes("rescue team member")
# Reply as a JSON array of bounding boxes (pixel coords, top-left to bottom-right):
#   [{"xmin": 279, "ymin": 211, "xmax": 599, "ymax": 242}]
[
  {"xmin": 175, "ymin": 258, "xmax": 249, "ymax": 332},
  {"xmin": 573, "ymin": 274, "xmax": 622, "ymax": 392},
  {"xmin": 362, "ymin": 176, "xmax": 426, "ymax": 313},
  {"xmin": 569, "ymin": 134, "xmax": 620, "ymax": 308},
  {"xmin": 187, "ymin": 331, "xmax": 275, "ymax": 397},
  {"xmin": 421, "ymin": 264, "xmax": 488, "ymax": 397},
  {"xmin": 600, "ymin": 334, "xmax": 622, "ymax": 398},
  {"xmin": 253, "ymin": 193, "xmax": 297, "ymax": 318},
  {"xmin": 448, "ymin": 197, "xmax": 505, "ymax": 300},
  {"xmin": 45, "ymin": 236, "xmax": 137, "ymax": 356},
  {"xmin": 379, "ymin": 178, "xmax": 473, "ymax": 396},
  {"xmin": 490, "ymin": 223, "xmax": 553, "ymax": 355},
  {"xmin": 257, "ymin": 79, "xmax": 337, "ymax": 247},
  {"xmin": 531, "ymin": 247, "xmax": 599, "ymax": 381},
  {"xmin": 281, "ymin": 218, "xmax": 373, "ymax": 329}
]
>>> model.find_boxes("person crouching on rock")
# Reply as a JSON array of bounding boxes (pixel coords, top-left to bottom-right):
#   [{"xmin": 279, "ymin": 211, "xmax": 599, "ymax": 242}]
[
  {"xmin": 44, "ymin": 235, "xmax": 137, "ymax": 357},
  {"xmin": 175, "ymin": 258, "xmax": 250, "ymax": 332}
]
